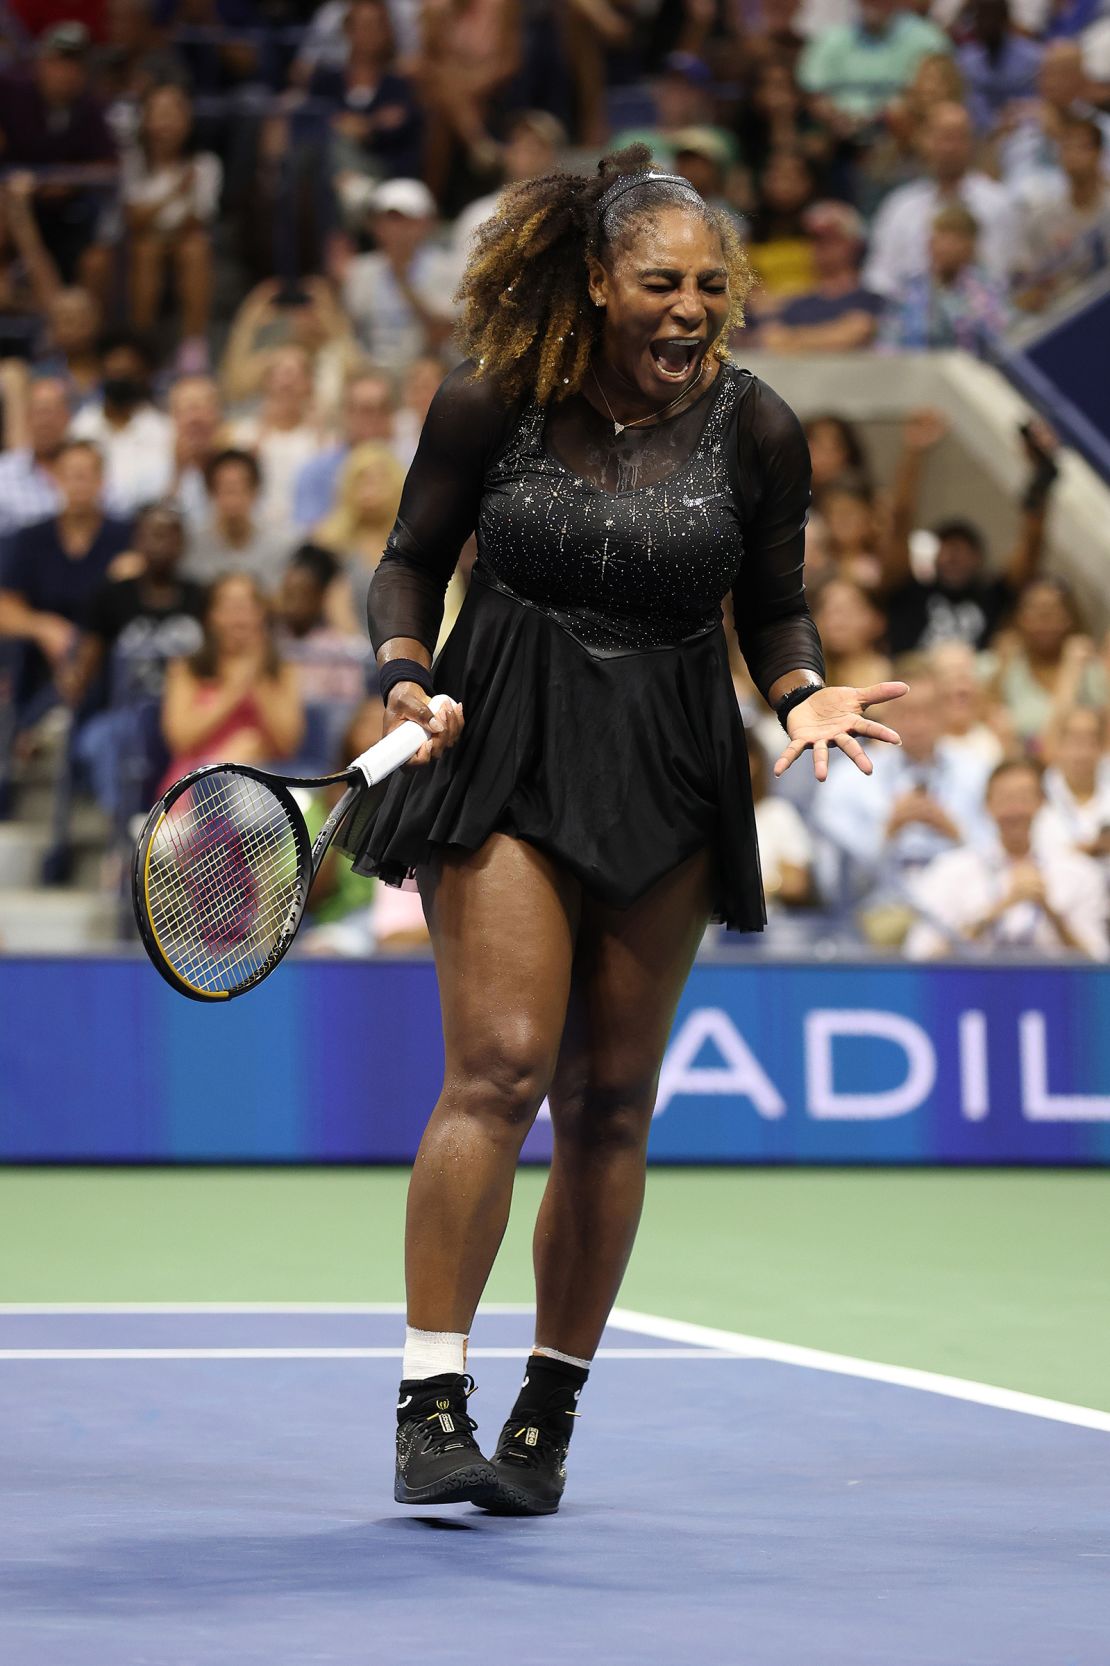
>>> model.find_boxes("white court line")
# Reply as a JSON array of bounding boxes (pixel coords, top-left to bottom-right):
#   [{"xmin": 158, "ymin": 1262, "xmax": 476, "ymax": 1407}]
[
  {"xmin": 0, "ymin": 1302, "xmax": 534, "ymax": 1315},
  {"xmin": 1, "ymin": 1303, "xmax": 1107, "ymax": 1434},
  {"xmin": 609, "ymin": 1307, "xmax": 1110, "ymax": 1436},
  {"xmin": 0, "ymin": 1346, "xmax": 735, "ymax": 1362}
]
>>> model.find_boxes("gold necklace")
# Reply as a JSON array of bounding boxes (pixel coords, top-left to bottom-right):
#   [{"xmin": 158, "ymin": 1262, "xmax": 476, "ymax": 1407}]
[{"xmin": 590, "ymin": 362, "xmax": 705, "ymax": 437}]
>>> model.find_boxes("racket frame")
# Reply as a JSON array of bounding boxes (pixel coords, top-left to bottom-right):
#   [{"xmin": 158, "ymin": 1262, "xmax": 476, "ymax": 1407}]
[{"xmin": 132, "ymin": 761, "xmax": 321, "ymax": 1003}]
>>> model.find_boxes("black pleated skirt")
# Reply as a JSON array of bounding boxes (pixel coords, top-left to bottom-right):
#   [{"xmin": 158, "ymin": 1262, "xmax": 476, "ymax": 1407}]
[{"xmin": 339, "ymin": 573, "xmax": 765, "ymax": 931}]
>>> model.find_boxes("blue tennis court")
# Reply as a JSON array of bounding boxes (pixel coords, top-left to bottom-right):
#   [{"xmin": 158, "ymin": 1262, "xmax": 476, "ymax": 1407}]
[{"xmin": 1, "ymin": 1304, "xmax": 1107, "ymax": 1666}]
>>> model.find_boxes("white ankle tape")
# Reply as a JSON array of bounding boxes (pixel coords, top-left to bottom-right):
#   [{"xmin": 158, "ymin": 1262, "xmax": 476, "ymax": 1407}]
[
  {"xmin": 533, "ymin": 1345, "xmax": 592, "ymax": 1371},
  {"xmin": 403, "ymin": 1327, "xmax": 467, "ymax": 1380}
]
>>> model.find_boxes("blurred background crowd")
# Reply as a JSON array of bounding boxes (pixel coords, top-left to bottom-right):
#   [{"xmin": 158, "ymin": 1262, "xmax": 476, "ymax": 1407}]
[{"xmin": 1, "ymin": 0, "xmax": 1109, "ymax": 959}]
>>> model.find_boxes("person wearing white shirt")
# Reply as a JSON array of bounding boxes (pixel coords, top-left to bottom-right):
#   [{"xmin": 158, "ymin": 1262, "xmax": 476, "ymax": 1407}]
[
  {"xmin": 863, "ymin": 101, "xmax": 1016, "ymax": 298},
  {"xmin": 229, "ymin": 347, "xmax": 322, "ymax": 533},
  {"xmin": 0, "ymin": 376, "xmax": 68, "ymax": 540},
  {"xmin": 1037, "ymin": 705, "xmax": 1110, "ymax": 863},
  {"xmin": 905, "ymin": 758, "xmax": 1108, "ymax": 959},
  {"xmin": 813, "ymin": 666, "xmax": 993, "ymax": 896},
  {"xmin": 71, "ymin": 331, "xmax": 173, "ymax": 515},
  {"xmin": 342, "ymin": 178, "xmax": 457, "ymax": 372}
]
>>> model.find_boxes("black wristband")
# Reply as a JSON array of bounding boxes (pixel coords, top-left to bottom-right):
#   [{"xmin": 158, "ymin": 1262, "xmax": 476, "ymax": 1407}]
[
  {"xmin": 377, "ymin": 657, "xmax": 435, "ymax": 706},
  {"xmin": 775, "ymin": 681, "xmax": 823, "ymax": 733}
]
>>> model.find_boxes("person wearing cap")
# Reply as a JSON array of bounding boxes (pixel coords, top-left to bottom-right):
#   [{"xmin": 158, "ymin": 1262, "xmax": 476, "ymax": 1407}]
[
  {"xmin": 611, "ymin": 52, "xmax": 738, "ymax": 173},
  {"xmin": 0, "ymin": 23, "xmax": 117, "ymax": 288},
  {"xmin": 340, "ymin": 179, "xmax": 457, "ymax": 372},
  {"xmin": 756, "ymin": 201, "xmax": 883, "ymax": 353}
]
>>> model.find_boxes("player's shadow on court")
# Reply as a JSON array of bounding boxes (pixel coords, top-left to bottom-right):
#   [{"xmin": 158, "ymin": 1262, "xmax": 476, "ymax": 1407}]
[{"xmin": 0, "ymin": 1513, "xmax": 612, "ymax": 1616}]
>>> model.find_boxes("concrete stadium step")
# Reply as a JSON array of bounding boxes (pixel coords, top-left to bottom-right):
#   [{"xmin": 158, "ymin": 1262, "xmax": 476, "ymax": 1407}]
[
  {"xmin": 0, "ymin": 824, "xmax": 48, "ymax": 888},
  {"xmin": 0, "ymin": 887, "xmax": 121, "ymax": 951}
]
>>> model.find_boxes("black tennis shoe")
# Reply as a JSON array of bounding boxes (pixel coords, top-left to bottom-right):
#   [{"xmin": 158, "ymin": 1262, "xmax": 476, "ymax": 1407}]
[
  {"xmin": 482, "ymin": 1399, "xmax": 580, "ymax": 1516},
  {"xmin": 393, "ymin": 1373, "xmax": 498, "ymax": 1506}
]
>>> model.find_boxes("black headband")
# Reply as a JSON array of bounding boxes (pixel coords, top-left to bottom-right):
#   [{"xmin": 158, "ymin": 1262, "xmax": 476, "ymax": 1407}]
[{"xmin": 597, "ymin": 170, "xmax": 703, "ymax": 226}]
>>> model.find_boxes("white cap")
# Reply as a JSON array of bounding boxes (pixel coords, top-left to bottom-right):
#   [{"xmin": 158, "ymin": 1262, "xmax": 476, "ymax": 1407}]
[{"xmin": 370, "ymin": 178, "xmax": 437, "ymax": 219}]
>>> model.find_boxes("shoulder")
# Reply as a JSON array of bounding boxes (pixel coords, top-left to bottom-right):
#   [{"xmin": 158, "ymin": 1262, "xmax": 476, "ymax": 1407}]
[
  {"xmin": 426, "ymin": 359, "xmax": 522, "ymax": 441},
  {"xmin": 898, "ymin": 13, "xmax": 949, "ymax": 48},
  {"xmin": 730, "ymin": 369, "xmax": 807, "ymax": 452}
]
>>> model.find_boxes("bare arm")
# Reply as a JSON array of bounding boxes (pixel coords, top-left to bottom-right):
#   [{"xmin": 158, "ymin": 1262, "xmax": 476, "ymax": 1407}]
[
  {"xmin": 0, "ymin": 588, "xmax": 75, "ymax": 662},
  {"xmin": 876, "ymin": 407, "xmax": 948, "ymax": 593},
  {"xmin": 1003, "ymin": 420, "xmax": 1059, "ymax": 591},
  {"xmin": 219, "ymin": 280, "xmax": 281, "ymax": 404},
  {"xmin": 160, "ymin": 659, "xmax": 254, "ymax": 755},
  {"xmin": 761, "ymin": 312, "xmax": 878, "ymax": 355},
  {"xmin": 3, "ymin": 176, "xmax": 61, "ymax": 312},
  {"xmin": 250, "ymin": 663, "xmax": 305, "ymax": 757}
]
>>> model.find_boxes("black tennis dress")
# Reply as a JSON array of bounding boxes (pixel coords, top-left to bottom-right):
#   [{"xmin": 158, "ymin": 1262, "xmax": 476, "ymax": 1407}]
[{"xmin": 339, "ymin": 357, "xmax": 825, "ymax": 931}]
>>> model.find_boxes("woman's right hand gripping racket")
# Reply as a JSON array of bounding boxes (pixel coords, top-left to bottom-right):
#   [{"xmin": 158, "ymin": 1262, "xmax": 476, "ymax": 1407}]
[{"xmin": 132, "ymin": 694, "xmax": 456, "ymax": 1002}]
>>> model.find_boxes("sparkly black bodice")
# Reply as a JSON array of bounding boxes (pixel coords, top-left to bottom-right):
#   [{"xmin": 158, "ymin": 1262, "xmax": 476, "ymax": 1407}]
[
  {"xmin": 368, "ymin": 359, "xmax": 824, "ymax": 699},
  {"xmin": 475, "ymin": 369, "xmax": 743, "ymax": 653}
]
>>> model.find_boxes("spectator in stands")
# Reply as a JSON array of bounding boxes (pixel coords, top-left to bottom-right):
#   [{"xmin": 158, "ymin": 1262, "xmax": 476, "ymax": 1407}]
[
  {"xmin": 878, "ymin": 53, "xmax": 966, "ymax": 198},
  {"xmin": 65, "ymin": 499, "xmax": 205, "ymax": 714},
  {"xmin": 797, "ymin": 0, "xmax": 949, "ymax": 137},
  {"xmin": 229, "ymin": 346, "xmax": 323, "ymax": 530},
  {"xmin": 122, "ymin": 83, "xmax": 222, "ymax": 371},
  {"xmin": 1012, "ymin": 113, "xmax": 1110, "ymax": 312},
  {"xmin": 413, "ymin": 0, "xmax": 522, "ymax": 199},
  {"xmin": 612, "ymin": 53, "xmax": 737, "ymax": 172},
  {"xmin": 878, "ymin": 409, "xmax": 1059, "ymax": 653},
  {"xmin": 957, "ymin": 0, "xmax": 1043, "ymax": 136},
  {"xmin": 293, "ymin": 364, "xmax": 398, "ymax": 529},
  {"xmin": 393, "ymin": 353, "xmax": 447, "ymax": 463},
  {"xmin": 736, "ymin": 53, "xmax": 834, "ymax": 183},
  {"xmin": 904, "ymin": 758, "xmax": 1108, "ymax": 959},
  {"xmin": 315, "ymin": 0, "xmax": 424, "ymax": 224},
  {"xmin": 0, "ymin": 439, "xmax": 133, "ymax": 705},
  {"xmin": 1039, "ymin": 704, "xmax": 1110, "ymax": 862},
  {"xmin": 71, "ymin": 328, "xmax": 174, "ymax": 514},
  {"xmin": 992, "ymin": 578, "xmax": 1107, "ymax": 747},
  {"xmin": 314, "ymin": 440, "xmax": 405, "ymax": 630},
  {"xmin": 755, "ymin": 201, "xmax": 882, "ymax": 354},
  {"xmin": 220, "ymin": 276, "xmax": 358, "ymax": 413},
  {"xmin": 811, "ymin": 578, "xmax": 892, "ymax": 689},
  {"xmin": 0, "ymin": 24, "xmax": 118, "ymax": 293},
  {"xmin": 184, "ymin": 448, "xmax": 294, "ymax": 592},
  {"xmin": 746, "ymin": 148, "xmax": 820, "ymax": 303},
  {"xmin": 340, "ymin": 178, "xmax": 456, "ymax": 371},
  {"xmin": 999, "ymin": 41, "xmax": 1110, "ymax": 187},
  {"xmin": 167, "ymin": 374, "xmax": 225, "ymax": 526},
  {"xmin": 34, "ymin": 286, "xmax": 102, "ymax": 409},
  {"xmin": 274, "ymin": 542, "xmax": 370, "ymax": 706},
  {"xmin": 0, "ymin": 173, "xmax": 61, "ymax": 343},
  {"xmin": 864, "ymin": 102, "xmax": 1015, "ymax": 299},
  {"xmin": 804, "ymin": 413, "xmax": 871, "ymax": 492},
  {"xmin": 159, "ymin": 571, "xmax": 305, "ymax": 788},
  {"xmin": 0, "ymin": 377, "xmax": 69, "ymax": 541},
  {"xmin": 815, "ymin": 480, "xmax": 883, "ymax": 587},
  {"xmin": 449, "ymin": 110, "xmax": 567, "ymax": 286},
  {"xmin": 746, "ymin": 730, "xmax": 816, "ymax": 930},
  {"xmin": 929, "ymin": 639, "xmax": 1008, "ymax": 769},
  {"xmin": 878, "ymin": 203, "xmax": 1011, "ymax": 354},
  {"xmin": 91, "ymin": 0, "xmax": 190, "ymax": 137},
  {"xmin": 813, "ymin": 662, "xmax": 992, "ymax": 914}
]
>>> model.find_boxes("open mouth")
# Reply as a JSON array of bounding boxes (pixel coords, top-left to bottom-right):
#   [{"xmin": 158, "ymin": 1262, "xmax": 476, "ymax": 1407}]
[{"xmin": 649, "ymin": 338, "xmax": 703, "ymax": 381}]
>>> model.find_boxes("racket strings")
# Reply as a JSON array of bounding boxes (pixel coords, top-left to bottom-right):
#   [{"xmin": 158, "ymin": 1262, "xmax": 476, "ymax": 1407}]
[{"xmin": 145, "ymin": 772, "xmax": 305, "ymax": 995}]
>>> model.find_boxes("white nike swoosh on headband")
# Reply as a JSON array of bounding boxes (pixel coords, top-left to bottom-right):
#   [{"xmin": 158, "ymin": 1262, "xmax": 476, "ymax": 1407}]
[{"xmin": 397, "ymin": 1395, "xmax": 412, "ymax": 1410}]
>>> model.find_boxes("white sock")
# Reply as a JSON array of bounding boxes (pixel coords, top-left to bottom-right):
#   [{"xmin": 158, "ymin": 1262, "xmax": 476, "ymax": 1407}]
[
  {"xmin": 533, "ymin": 1344, "xmax": 592, "ymax": 1370},
  {"xmin": 402, "ymin": 1326, "xmax": 468, "ymax": 1380}
]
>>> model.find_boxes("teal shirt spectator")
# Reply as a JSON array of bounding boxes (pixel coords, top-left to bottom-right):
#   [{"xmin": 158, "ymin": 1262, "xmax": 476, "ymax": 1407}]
[{"xmin": 799, "ymin": 14, "xmax": 950, "ymax": 122}]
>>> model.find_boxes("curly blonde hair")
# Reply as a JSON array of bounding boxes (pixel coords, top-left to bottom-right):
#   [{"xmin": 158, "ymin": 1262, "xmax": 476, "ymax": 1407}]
[{"xmin": 455, "ymin": 143, "xmax": 753, "ymax": 407}]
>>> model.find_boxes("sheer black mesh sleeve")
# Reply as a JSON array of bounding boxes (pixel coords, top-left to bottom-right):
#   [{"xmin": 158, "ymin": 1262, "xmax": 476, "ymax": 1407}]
[
  {"xmin": 367, "ymin": 362, "xmax": 518, "ymax": 655},
  {"xmin": 730, "ymin": 376, "xmax": 825, "ymax": 703}
]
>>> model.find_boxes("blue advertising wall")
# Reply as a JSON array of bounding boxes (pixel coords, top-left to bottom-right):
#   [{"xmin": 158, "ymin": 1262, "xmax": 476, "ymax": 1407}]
[{"xmin": 2, "ymin": 956, "xmax": 1110, "ymax": 1164}]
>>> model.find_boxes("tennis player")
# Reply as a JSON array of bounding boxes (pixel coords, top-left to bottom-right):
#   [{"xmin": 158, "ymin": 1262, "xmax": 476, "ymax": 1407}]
[{"xmin": 341, "ymin": 144, "xmax": 906, "ymax": 1514}]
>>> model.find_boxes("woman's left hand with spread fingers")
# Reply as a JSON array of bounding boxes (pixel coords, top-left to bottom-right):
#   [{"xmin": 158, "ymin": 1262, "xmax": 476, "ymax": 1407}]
[{"xmin": 774, "ymin": 681, "xmax": 908, "ymax": 781}]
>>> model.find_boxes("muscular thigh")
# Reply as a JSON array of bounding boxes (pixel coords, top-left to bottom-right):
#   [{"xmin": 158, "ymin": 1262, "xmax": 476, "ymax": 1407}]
[
  {"xmin": 552, "ymin": 848, "xmax": 714, "ymax": 1110},
  {"xmin": 418, "ymin": 832, "xmax": 581, "ymax": 1084}
]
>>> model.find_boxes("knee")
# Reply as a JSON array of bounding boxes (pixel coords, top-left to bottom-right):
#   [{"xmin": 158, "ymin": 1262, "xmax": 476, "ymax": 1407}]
[
  {"xmin": 549, "ymin": 1068, "xmax": 658, "ymax": 1154},
  {"xmin": 176, "ymin": 228, "xmax": 211, "ymax": 266},
  {"xmin": 447, "ymin": 1028, "xmax": 553, "ymax": 1136}
]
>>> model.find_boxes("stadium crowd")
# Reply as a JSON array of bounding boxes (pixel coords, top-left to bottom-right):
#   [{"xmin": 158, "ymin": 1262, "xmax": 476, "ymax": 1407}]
[{"xmin": 1, "ymin": 0, "xmax": 1109, "ymax": 956}]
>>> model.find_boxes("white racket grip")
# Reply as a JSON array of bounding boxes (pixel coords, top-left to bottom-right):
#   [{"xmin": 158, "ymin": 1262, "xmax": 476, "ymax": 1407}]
[{"xmin": 348, "ymin": 693, "xmax": 454, "ymax": 787}]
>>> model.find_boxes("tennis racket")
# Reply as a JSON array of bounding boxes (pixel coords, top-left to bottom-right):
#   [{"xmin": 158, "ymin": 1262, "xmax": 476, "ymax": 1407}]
[{"xmin": 132, "ymin": 694, "xmax": 452, "ymax": 1002}]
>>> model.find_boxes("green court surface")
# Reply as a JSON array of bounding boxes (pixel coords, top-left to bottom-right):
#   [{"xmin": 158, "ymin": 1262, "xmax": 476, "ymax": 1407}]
[{"xmin": 1, "ymin": 1167, "xmax": 1107, "ymax": 1412}]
